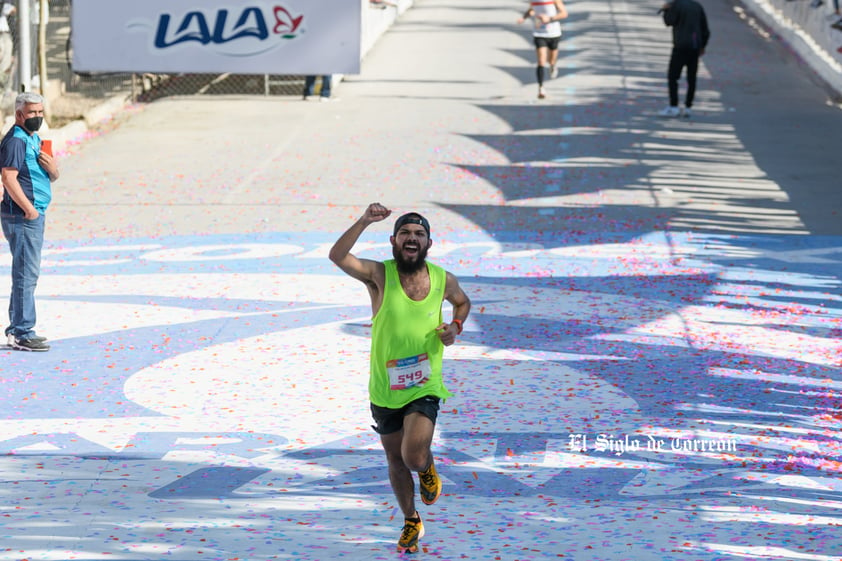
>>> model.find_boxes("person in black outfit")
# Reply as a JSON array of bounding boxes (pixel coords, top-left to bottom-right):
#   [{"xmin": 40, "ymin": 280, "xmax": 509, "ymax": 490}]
[{"xmin": 659, "ymin": 0, "xmax": 710, "ymax": 118}]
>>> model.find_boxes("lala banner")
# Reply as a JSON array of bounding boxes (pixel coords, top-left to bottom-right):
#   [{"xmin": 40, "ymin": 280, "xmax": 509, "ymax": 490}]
[{"xmin": 71, "ymin": 0, "xmax": 362, "ymax": 74}]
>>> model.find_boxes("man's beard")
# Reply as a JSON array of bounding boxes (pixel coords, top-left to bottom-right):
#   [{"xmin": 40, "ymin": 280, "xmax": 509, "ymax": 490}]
[{"xmin": 393, "ymin": 243, "xmax": 428, "ymax": 274}]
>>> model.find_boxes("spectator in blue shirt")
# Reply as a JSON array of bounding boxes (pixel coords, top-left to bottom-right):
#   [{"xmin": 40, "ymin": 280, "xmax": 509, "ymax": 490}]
[{"xmin": 1, "ymin": 92, "xmax": 59, "ymax": 352}]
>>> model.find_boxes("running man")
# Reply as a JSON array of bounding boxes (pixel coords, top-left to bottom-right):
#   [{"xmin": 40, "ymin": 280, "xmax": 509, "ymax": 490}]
[
  {"xmin": 329, "ymin": 202, "xmax": 471, "ymax": 553},
  {"xmin": 517, "ymin": 0, "xmax": 569, "ymax": 99}
]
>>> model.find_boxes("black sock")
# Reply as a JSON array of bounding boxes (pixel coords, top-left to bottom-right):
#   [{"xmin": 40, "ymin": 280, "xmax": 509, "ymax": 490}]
[{"xmin": 536, "ymin": 65, "xmax": 546, "ymax": 87}]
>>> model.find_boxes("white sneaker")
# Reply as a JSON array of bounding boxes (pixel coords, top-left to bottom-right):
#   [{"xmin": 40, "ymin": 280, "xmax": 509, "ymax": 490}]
[
  {"xmin": 658, "ymin": 106, "xmax": 680, "ymax": 117},
  {"xmin": 681, "ymin": 107, "xmax": 692, "ymax": 118},
  {"xmin": 550, "ymin": 64, "xmax": 558, "ymax": 79},
  {"xmin": 9, "ymin": 336, "xmax": 50, "ymax": 352},
  {"xmin": 8, "ymin": 333, "xmax": 47, "ymax": 345}
]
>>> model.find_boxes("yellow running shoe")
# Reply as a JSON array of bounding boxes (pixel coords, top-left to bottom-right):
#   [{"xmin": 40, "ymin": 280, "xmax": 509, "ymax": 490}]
[
  {"xmin": 397, "ymin": 515, "xmax": 425, "ymax": 553},
  {"xmin": 419, "ymin": 461, "xmax": 442, "ymax": 505}
]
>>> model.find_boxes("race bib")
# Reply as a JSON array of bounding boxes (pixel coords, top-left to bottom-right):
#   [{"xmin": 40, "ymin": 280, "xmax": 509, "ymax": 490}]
[{"xmin": 387, "ymin": 353, "xmax": 431, "ymax": 390}]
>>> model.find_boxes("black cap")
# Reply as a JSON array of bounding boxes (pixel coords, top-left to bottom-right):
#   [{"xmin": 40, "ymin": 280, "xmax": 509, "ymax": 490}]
[{"xmin": 393, "ymin": 212, "xmax": 431, "ymax": 237}]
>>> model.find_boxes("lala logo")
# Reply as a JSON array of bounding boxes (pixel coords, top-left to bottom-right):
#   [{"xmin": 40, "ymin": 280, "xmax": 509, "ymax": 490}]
[
  {"xmin": 138, "ymin": 3, "xmax": 305, "ymax": 56},
  {"xmin": 272, "ymin": 6, "xmax": 304, "ymax": 36}
]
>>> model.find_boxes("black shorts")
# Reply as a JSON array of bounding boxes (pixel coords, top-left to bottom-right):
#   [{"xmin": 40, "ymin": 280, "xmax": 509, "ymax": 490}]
[
  {"xmin": 533, "ymin": 36, "xmax": 560, "ymax": 50},
  {"xmin": 370, "ymin": 396, "xmax": 440, "ymax": 435}
]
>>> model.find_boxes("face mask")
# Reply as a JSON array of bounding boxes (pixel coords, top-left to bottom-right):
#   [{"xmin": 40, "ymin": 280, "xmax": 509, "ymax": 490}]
[{"xmin": 23, "ymin": 116, "xmax": 43, "ymax": 132}]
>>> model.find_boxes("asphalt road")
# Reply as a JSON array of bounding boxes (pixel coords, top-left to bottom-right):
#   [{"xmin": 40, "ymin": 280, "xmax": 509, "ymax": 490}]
[{"xmin": 50, "ymin": 0, "xmax": 842, "ymax": 240}]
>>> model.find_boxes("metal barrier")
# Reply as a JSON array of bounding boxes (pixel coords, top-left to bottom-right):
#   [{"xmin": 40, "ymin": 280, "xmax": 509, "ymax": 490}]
[
  {"xmin": 1, "ymin": 0, "xmax": 134, "ymax": 126},
  {"xmin": 741, "ymin": 0, "xmax": 842, "ymax": 98}
]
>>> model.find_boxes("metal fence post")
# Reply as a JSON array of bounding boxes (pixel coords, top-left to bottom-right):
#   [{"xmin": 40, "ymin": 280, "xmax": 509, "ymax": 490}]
[
  {"xmin": 37, "ymin": 0, "xmax": 46, "ymax": 98},
  {"xmin": 16, "ymin": 0, "xmax": 31, "ymax": 92}
]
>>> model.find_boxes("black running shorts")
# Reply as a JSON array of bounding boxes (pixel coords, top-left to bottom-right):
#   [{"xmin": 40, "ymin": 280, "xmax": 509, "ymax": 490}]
[
  {"xmin": 370, "ymin": 396, "xmax": 441, "ymax": 435},
  {"xmin": 533, "ymin": 36, "xmax": 561, "ymax": 50}
]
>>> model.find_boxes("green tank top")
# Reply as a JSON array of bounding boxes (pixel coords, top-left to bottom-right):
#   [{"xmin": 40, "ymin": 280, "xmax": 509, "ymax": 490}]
[{"xmin": 369, "ymin": 260, "xmax": 453, "ymax": 408}]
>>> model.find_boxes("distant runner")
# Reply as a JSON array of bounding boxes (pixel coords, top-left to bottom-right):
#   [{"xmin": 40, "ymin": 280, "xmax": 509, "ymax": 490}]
[{"xmin": 517, "ymin": 0, "xmax": 569, "ymax": 99}]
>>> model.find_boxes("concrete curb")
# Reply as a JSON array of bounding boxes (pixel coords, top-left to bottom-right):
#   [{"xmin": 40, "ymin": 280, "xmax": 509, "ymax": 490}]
[{"xmin": 46, "ymin": 93, "xmax": 132, "ymax": 154}]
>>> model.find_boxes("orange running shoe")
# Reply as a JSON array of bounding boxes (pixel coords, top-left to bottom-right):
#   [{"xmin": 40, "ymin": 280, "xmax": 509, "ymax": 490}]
[
  {"xmin": 419, "ymin": 461, "xmax": 442, "ymax": 505},
  {"xmin": 397, "ymin": 515, "xmax": 425, "ymax": 553}
]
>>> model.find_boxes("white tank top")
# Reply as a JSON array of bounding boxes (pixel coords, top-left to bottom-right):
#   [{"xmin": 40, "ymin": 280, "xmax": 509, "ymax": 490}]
[{"xmin": 531, "ymin": 1, "xmax": 562, "ymax": 38}]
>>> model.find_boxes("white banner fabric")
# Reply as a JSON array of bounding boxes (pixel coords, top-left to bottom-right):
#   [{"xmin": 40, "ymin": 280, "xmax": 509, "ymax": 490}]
[{"xmin": 71, "ymin": 0, "xmax": 361, "ymax": 74}]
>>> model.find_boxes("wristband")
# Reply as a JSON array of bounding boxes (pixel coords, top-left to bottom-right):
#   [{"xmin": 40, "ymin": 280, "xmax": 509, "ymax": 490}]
[{"xmin": 452, "ymin": 318, "xmax": 463, "ymax": 334}]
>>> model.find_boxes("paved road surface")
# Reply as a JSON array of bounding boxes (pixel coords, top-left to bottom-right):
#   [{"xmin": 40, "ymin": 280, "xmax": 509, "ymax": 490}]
[{"xmin": 2, "ymin": 0, "xmax": 841, "ymax": 559}]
